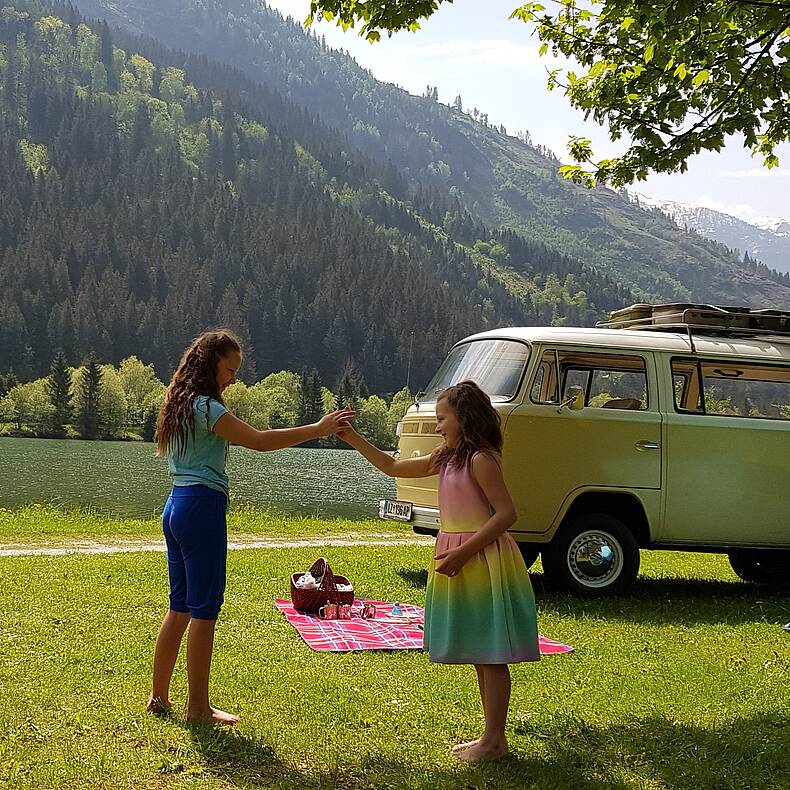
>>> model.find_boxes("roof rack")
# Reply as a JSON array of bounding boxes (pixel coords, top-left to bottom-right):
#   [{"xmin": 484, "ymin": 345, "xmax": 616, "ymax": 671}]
[{"xmin": 597, "ymin": 303, "xmax": 790, "ymax": 339}]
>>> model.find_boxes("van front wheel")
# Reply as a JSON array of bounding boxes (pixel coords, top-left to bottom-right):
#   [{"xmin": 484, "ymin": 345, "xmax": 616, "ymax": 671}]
[
  {"xmin": 728, "ymin": 549, "xmax": 790, "ymax": 589},
  {"xmin": 542, "ymin": 514, "xmax": 640, "ymax": 597}
]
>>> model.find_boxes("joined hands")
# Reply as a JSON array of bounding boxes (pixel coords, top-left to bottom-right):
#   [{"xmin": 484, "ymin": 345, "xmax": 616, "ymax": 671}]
[{"xmin": 316, "ymin": 408, "xmax": 356, "ymax": 437}]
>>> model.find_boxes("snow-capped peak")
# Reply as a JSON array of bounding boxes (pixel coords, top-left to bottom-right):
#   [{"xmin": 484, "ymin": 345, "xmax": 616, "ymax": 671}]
[{"xmin": 627, "ymin": 192, "xmax": 790, "ymax": 273}]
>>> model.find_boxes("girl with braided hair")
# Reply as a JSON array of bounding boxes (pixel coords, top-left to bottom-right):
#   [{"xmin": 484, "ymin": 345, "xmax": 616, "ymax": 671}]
[
  {"xmin": 148, "ymin": 329, "xmax": 353, "ymax": 725},
  {"xmin": 338, "ymin": 380, "xmax": 539, "ymax": 761}
]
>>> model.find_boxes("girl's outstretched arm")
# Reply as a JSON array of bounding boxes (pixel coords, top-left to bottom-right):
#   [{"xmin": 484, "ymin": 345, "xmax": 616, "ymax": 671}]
[
  {"xmin": 434, "ymin": 452, "xmax": 516, "ymax": 576},
  {"xmin": 337, "ymin": 424, "xmax": 437, "ymax": 478},
  {"xmin": 213, "ymin": 409, "xmax": 355, "ymax": 451}
]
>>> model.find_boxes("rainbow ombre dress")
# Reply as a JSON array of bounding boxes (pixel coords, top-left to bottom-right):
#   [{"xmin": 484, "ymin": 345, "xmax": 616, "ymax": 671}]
[{"xmin": 423, "ymin": 456, "xmax": 541, "ymax": 664}]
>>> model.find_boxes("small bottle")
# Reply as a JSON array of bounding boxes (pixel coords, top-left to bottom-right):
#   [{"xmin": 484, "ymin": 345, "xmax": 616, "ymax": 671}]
[{"xmin": 391, "ymin": 602, "xmax": 403, "ymax": 617}]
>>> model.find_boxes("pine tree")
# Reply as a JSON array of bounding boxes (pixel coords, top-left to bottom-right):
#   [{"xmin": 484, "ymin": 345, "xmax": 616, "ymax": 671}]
[
  {"xmin": 221, "ymin": 100, "xmax": 237, "ymax": 180},
  {"xmin": 142, "ymin": 405, "xmax": 158, "ymax": 442},
  {"xmin": 75, "ymin": 352, "xmax": 103, "ymax": 439},
  {"xmin": 100, "ymin": 21, "xmax": 118, "ymax": 92},
  {"xmin": 47, "ymin": 350, "xmax": 72, "ymax": 435},
  {"xmin": 0, "ymin": 371, "xmax": 19, "ymax": 398},
  {"xmin": 298, "ymin": 367, "xmax": 324, "ymax": 425},
  {"xmin": 335, "ymin": 359, "xmax": 367, "ymax": 410}
]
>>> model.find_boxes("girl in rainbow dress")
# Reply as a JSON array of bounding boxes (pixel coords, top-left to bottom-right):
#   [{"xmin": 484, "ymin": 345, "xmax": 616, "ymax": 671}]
[{"xmin": 339, "ymin": 380, "xmax": 539, "ymax": 761}]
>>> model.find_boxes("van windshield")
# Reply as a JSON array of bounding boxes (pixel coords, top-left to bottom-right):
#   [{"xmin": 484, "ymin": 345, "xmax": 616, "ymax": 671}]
[{"xmin": 418, "ymin": 339, "xmax": 529, "ymax": 403}]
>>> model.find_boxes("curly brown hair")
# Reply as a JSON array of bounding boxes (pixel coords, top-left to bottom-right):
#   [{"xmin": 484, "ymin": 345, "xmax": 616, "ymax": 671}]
[
  {"xmin": 155, "ymin": 329, "xmax": 242, "ymax": 457},
  {"xmin": 432, "ymin": 380, "xmax": 502, "ymax": 471}
]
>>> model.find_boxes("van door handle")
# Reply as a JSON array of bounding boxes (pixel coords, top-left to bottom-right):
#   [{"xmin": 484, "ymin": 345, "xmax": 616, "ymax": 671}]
[{"xmin": 635, "ymin": 440, "xmax": 660, "ymax": 451}]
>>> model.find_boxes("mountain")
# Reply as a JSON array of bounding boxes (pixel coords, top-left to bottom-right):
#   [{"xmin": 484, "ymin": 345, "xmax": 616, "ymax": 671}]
[
  {"xmin": 752, "ymin": 216, "xmax": 790, "ymax": 237},
  {"xmin": 73, "ymin": 0, "xmax": 790, "ymax": 307},
  {"xmin": 632, "ymin": 194, "xmax": 790, "ymax": 275},
  {"xmin": 0, "ymin": 0, "xmax": 631, "ymax": 385}
]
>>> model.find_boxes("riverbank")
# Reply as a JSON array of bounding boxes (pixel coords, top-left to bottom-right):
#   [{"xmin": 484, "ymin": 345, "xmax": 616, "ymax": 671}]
[{"xmin": 0, "ymin": 504, "xmax": 410, "ymax": 545}]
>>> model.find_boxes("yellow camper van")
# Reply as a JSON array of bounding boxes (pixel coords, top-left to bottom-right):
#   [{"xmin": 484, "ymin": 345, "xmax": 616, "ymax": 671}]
[{"xmin": 380, "ymin": 304, "xmax": 790, "ymax": 596}]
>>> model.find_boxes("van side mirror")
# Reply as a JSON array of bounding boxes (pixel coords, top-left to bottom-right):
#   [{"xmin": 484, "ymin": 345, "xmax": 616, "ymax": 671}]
[{"xmin": 557, "ymin": 386, "xmax": 584, "ymax": 413}]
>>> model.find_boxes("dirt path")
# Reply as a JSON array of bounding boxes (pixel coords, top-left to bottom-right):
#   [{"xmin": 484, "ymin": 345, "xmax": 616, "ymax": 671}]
[{"xmin": 0, "ymin": 532, "xmax": 434, "ymax": 558}]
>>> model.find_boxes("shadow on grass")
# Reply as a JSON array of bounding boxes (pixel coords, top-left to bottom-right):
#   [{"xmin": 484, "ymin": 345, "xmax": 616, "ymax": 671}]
[
  {"xmin": 397, "ymin": 567, "xmax": 428, "ymax": 589},
  {"xmin": 395, "ymin": 564, "xmax": 790, "ymax": 625},
  {"xmin": 183, "ymin": 722, "xmax": 560, "ymax": 790},
  {"xmin": 184, "ymin": 722, "xmax": 293, "ymax": 786},
  {"xmin": 529, "ymin": 571, "xmax": 790, "ymax": 626},
  {"xmin": 183, "ymin": 712, "xmax": 790, "ymax": 789},
  {"xmin": 511, "ymin": 711, "xmax": 790, "ymax": 790}
]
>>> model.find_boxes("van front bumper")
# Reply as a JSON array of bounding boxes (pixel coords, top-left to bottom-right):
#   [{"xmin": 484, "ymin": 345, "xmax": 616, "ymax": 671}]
[{"xmin": 379, "ymin": 501, "xmax": 441, "ymax": 536}]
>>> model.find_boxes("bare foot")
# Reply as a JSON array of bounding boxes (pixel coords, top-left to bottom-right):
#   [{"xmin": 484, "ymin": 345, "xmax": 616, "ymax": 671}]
[
  {"xmin": 451, "ymin": 738, "xmax": 481, "ymax": 753},
  {"xmin": 186, "ymin": 706, "xmax": 240, "ymax": 727},
  {"xmin": 146, "ymin": 696, "xmax": 172, "ymax": 715},
  {"xmin": 454, "ymin": 739, "xmax": 508, "ymax": 762}
]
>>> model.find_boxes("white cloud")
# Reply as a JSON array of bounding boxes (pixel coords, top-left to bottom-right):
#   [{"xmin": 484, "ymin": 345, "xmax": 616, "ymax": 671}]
[
  {"xmin": 695, "ymin": 195, "xmax": 761, "ymax": 222},
  {"xmin": 718, "ymin": 168, "xmax": 790, "ymax": 178},
  {"xmin": 265, "ymin": 0, "xmax": 310, "ymax": 20},
  {"xmin": 394, "ymin": 39, "xmax": 550, "ymax": 70},
  {"xmin": 338, "ymin": 37, "xmax": 554, "ymax": 77},
  {"xmin": 692, "ymin": 195, "xmax": 789, "ymax": 225},
  {"xmin": 266, "ymin": 1, "xmax": 556, "ymax": 71}
]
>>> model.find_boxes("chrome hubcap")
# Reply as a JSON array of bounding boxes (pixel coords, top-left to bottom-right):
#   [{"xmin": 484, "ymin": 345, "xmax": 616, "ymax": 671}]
[{"xmin": 567, "ymin": 530, "xmax": 623, "ymax": 588}]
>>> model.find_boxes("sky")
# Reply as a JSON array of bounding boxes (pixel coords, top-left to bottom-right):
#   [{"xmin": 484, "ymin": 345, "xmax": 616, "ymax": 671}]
[{"xmin": 267, "ymin": 0, "xmax": 790, "ymax": 225}]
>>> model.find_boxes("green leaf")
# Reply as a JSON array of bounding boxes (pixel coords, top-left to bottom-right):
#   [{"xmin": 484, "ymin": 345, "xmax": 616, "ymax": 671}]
[
  {"xmin": 620, "ymin": 16, "xmax": 636, "ymax": 32},
  {"xmin": 692, "ymin": 69, "xmax": 709, "ymax": 88},
  {"xmin": 539, "ymin": 42, "xmax": 549, "ymax": 56},
  {"xmin": 510, "ymin": 3, "xmax": 545, "ymax": 22},
  {"xmin": 673, "ymin": 63, "xmax": 688, "ymax": 80},
  {"xmin": 644, "ymin": 43, "xmax": 655, "ymax": 63},
  {"xmin": 568, "ymin": 136, "xmax": 593, "ymax": 162},
  {"xmin": 558, "ymin": 164, "xmax": 583, "ymax": 181}
]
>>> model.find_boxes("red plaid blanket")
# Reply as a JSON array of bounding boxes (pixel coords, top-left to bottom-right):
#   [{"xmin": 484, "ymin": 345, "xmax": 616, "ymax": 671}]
[{"xmin": 274, "ymin": 599, "xmax": 573, "ymax": 655}]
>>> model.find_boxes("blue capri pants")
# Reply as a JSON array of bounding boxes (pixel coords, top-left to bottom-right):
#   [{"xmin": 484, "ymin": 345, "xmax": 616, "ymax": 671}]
[{"xmin": 162, "ymin": 485, "xmax": 228, "ymax": 620}]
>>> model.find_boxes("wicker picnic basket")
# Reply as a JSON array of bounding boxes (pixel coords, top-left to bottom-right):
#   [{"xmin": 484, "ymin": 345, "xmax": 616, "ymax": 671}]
[{"xmin": 290, "ymin": 557, "xmax": 355, "ymax": 614}]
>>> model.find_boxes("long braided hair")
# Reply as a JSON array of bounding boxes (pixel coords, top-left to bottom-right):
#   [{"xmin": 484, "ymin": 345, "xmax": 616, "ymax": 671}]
[
  {"xmin": 155, "ymin": 329, "xmax": 241, "ymax": 457},
  {"xmin": 432, "ymin": 380, "xmax": 502, "ymax": 470}
]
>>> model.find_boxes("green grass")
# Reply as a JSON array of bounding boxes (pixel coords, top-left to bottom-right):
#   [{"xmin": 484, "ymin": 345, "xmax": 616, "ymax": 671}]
[
  {"xmin": 1, "ymin": 535, "xmax": 788, "ymax": 789},
  {"xmin": 0, "ymin": 504, "xmax": 406, "ymax": 544}
]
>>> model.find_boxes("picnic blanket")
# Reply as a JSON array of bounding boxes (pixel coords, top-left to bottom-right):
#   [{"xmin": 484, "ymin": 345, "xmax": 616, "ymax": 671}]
[{"xmin": 274, "ymin": 598, "xmax": 573, "ymax": 655}]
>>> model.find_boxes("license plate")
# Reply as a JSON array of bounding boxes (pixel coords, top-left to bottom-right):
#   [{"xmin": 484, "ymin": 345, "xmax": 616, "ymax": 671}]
[{"xmin": 379, "ymin": 499, "xmax": 413, "ymax": 522}]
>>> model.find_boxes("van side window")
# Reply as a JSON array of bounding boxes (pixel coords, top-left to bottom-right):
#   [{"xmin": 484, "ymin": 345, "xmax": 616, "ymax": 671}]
[
  {"xmin": 671, "ymin": 359, "xmax": 790, "ymax": 420},
  {"xmin": 530, "ymin": 351, "xmax": 648, "ymax": 409},
  {"xmin": 530, "ymin": 361, "xmax": 552, "ymax": 403}
]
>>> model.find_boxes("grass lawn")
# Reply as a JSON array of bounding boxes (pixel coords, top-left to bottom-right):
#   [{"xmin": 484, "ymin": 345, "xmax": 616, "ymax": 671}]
[
  {"xmin": 1, "ymin": 524, "xmax": 788, "ymax": 790},
  {"xmin": 0, "ymin": 505, "xmax": 406, "ymax": 545}
]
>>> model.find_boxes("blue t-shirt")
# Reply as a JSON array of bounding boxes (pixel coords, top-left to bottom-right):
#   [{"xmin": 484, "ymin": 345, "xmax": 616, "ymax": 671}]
[{"xmin": 168, "ymin": 396, "xmax": 229, "ymax": 497}]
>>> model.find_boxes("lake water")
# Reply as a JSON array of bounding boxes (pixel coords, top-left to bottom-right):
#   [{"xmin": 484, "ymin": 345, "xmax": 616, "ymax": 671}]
[{"xmin": 1, "ymin": 437, "xmax": 395, "ymax": 519}]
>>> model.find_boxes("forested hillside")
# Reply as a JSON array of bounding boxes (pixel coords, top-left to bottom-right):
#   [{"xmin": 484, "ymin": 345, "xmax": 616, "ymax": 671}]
[
  {"xmin": 1, "ymin": 1, "xmax": 631, "ymax": 386},
  {"xmin": 74, "ymin": 0, "xmax": 790, "ymax": 306}
]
